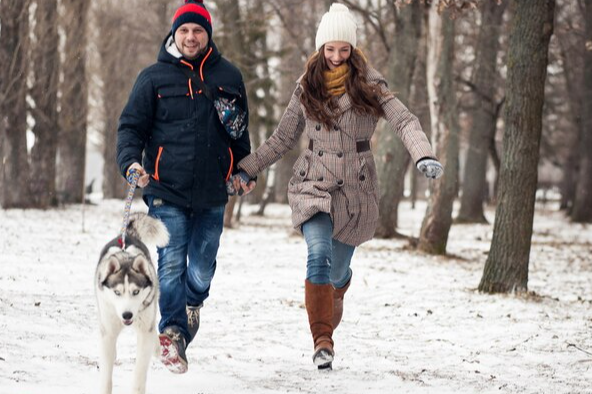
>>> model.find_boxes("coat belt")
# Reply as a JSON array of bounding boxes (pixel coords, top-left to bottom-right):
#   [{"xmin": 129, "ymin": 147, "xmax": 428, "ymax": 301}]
[{"xmin": 308, "ymin": 139, "xmax": 371, "ymax": 153}]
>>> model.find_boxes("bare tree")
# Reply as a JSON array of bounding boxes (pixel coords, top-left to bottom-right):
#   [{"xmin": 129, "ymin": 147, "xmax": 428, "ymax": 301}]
[
  {"xmin": 409, "ymin": 7, "xmax": 432, "ymax": 209},
  {"xmin": 95, "ymin": 1, "xmax": 139, "ymax": 199},
  {"xmin": 30, "ymin": 0, "xmax": 60, "ymax": 208},
  {"xmin": 417, "ymin": 6, "xmax": 459, "ymax": 255},
  {"xmin": 0, "ymin": 0, "xmax": 32, "ymax": 208},
  {"xmin": 456, "ymin": 0, "xmax": 507, "ymax": 223},
  {"xmin": 213, "ymin": 0, "xmax": 276, "ymax": 224},
  {"xmin": 556, "ymin": 16, "xmax": 583, "ymax": 213},
  {"xmin": 267, "ymin": 0, "xmax": 319, "ymax": 205},
  {"xmin": 214, "ymin": 0, "xmax": 245, "ymax": 227},
  {"xmin": 479, "ymin": 0, "xmax": 555, "ymax": 293},
  {"xmin": 571, "ymin": 1, "xmax": 592, "ymax": 222},
  {"xmin": 374, "ymin": 1, "xmax": 423, "ymax": 238},
  {"xmin": 57, "ymin": 0, "xmax": 90, "ymax": 204}
]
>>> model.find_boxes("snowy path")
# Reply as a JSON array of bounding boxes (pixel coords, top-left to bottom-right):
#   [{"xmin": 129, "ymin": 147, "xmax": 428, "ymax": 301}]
[{"xmin": 0, "ymin": 200, "xmax": 591, "ymax": 394}]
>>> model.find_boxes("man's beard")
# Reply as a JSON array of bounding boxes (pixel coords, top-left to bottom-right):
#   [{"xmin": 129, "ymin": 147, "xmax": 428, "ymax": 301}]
[{"xmin": 182, "ymin": 42, "xmax": 206, "ymax": 60}]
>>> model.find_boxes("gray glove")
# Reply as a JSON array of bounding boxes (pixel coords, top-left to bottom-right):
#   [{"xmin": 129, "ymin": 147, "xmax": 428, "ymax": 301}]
[
  {"xmin": 417, "ymin": 159, "xmax": 444, "ymax": 179},
  {"xmin": 227, "ymin": 171, "xmax": 251, "ymax": 196}
]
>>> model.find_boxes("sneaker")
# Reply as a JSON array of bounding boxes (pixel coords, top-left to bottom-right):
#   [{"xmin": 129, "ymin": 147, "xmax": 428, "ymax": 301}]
[
  {"xmin": 186, "ymin": 303, "xmax": 203, "ymax": 343},
  {"xmin": 159, "ymin": 326, "xmax": 188, "ymax": 374}
]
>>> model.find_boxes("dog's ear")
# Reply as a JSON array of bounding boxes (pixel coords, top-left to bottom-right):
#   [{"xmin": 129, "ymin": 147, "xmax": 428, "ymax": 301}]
[
  {"xmin": 97, "ymin": 256, "xmax": 121, "ymax": 288},
  {"xmin": 132, "ymin": 255, "xmax": 154, "ymax": 281}
]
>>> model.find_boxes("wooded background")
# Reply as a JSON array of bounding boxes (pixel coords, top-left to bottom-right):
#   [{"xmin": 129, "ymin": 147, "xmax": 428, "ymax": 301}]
[{"xmin": 0, "ymin": 0, "xmax": 589, "ymax": 294}]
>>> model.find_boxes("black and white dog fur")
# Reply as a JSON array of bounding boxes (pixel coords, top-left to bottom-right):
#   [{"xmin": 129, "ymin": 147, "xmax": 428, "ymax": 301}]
[{"xmin": 95, "ymin": 213, "xmax": 169, "ymax": 394}]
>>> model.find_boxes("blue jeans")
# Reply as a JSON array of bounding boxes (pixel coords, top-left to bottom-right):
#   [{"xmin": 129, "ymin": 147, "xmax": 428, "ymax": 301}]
[
  {"xmin": 147, "ymin": 196, "xmax": 225, "ymax": 344},
  {"xmin": 301, "ymin": 213, "xmax": 355, "ymax": 288}
]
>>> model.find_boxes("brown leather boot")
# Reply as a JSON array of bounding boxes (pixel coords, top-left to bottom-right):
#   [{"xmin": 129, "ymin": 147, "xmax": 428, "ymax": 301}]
[
  {"xmin": 332, "ymin": 278, "xmax": 351, "ymax": 330},
  {"xmin": 305, "ymin": 280, "xmax": 334, "ymax": 369}
]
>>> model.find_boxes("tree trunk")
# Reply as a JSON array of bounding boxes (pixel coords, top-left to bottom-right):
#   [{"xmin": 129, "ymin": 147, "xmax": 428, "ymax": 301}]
[
  {"xmin": 571, "ymin": 2, "xmax": 592, "ymax": 222},
  {"xmin": 257, "ymin": 166, "xmax": 276, "ymax": 215},
  {"xmin": 0, "ymin": 0, "xmax": 32, "ymax": 208},
  {"xmin": 255, "ymin": 0, "xmax": 280, "ymax": 216},
  {"xmin": 409, "ymin": 7, "xmax": 432, "ymax": 210},
  {"xmin": 479, "ymin": 0, "xmax": 555, "ymax": 294},
  {"xmin": 488, "ymin": 101, "xmax": 503, "ymax": 203},
  {"xmin": 457, "ymin": 0, "xmax": 507, "ymax": 223},
  {"xmin": 57, "ymin": 0, "xmax": 90, "ymax": 204},
  {"xmin": 219, "ymin": 0, "xmax": 243, "ymax": 225},
  {"xmin": 30, "ymin": 0, "xmax": 59, "ymax": 208},
  {"xmin": 272, "ymin": 0, "xmax": 314, "ymax": 205},
  {"xmin": 224, "ymin": 196, "xmax": 238, "ymax": 228},
  {"xmin": 417, "ymin": 7, "xmax": 459, "ymax": 255},
  {"xmin": 215, "ymin": 0, "xmax": 273, "ymax": 206},
  {"xmin": 556, "ymin": 13, "xmax": 583, "ymax": 212},
  {"xmin": 97, "ymin": 2, "xmax": 134, "ymax": 199},
  {"xmin": 375, "ymin": 1, "xmax": 422, "ymax": 238}
]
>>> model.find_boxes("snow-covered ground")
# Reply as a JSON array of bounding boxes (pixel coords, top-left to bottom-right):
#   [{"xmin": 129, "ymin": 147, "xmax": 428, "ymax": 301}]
[{"xmin": 0, "ymin": 199, "xmax": 591, "ymax": 394}]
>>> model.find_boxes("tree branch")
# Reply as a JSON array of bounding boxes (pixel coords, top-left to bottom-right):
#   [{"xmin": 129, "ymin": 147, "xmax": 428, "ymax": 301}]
[
  {"xmin": 269, "ymin": 1, "xmax": 310, "ymax": 59},
  {"xmin": 340, "ymin": 0, "xmax": 391, "ymax": 52}
]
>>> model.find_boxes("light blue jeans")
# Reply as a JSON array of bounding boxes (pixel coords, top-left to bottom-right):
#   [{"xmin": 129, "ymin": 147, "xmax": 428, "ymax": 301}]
[
  {"xmin": 301, "ymin": 213, "xmax": 355, "ymax": 288},
  {"xmin": 147, "ymin": 195, "xmax": 225, "ymax": 344}
]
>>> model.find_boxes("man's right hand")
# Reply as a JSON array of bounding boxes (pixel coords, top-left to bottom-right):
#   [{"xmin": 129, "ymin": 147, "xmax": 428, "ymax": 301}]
[{"xmin": 128, "ymin": 162, "xmax": 151, "ymax": 188}]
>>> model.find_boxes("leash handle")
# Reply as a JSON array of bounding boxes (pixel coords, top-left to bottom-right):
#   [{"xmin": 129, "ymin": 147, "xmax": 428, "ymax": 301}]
[{"xmin": 120, "ymin": 168, "xmax": 140, "ymax": 249}]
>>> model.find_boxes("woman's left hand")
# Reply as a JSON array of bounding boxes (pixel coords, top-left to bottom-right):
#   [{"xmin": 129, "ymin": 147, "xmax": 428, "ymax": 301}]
[
  {"xmin": 232, "ymin": 171, "xmax": 257, "ymax": 196},
  {"xmin": 417, "ymin": 159, "xmax": 444, "ymax": 179}
]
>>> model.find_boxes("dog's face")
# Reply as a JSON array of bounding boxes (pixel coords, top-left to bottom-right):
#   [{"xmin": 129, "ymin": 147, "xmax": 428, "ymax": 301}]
[{"xmin": 97, "ymin": 246, "xmax": 155, "ymax": 326}]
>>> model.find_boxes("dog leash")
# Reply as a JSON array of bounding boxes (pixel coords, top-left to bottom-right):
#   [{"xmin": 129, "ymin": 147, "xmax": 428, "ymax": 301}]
[{"xmin": 119, "ymin": 168, "xmax": 140, "ymax": 250}]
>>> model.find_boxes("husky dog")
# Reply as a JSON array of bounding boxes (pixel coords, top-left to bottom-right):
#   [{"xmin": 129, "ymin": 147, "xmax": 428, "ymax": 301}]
[{"xmin": 95, "ymin": 213, "xmax": 169, "ymax": 394}]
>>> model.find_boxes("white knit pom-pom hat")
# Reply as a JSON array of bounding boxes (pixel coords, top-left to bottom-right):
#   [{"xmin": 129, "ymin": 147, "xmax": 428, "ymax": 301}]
[{"xmin": 315, "ymin": 3, "xmax": 357, "ymax": 50}]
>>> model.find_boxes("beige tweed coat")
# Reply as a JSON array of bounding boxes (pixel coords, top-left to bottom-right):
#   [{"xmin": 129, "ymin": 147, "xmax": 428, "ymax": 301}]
[{"xmin": 238, "ymin": 67, "xmax": 436, "ymax": 246}]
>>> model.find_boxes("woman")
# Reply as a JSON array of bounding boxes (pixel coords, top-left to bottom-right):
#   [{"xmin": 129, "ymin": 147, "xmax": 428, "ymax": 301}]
[{"xmin": 234, "ymin": 3, "xmax": 443, "ymax": 369}]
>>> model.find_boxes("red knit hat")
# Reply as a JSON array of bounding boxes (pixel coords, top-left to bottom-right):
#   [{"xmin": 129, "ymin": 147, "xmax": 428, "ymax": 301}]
[{"xmin": 172, "ymin": 0, "xmax": 212, "ymax": 39}]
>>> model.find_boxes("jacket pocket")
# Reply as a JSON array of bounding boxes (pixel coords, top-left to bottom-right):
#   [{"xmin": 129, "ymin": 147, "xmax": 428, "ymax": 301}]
[
  {"xmin": 157, "ymin": 86, "xmax": 191, "ymax": 121},
  {"xmin": 358, "ymin": 154, "xmax": 378, "ymax": 194},
  {"xmin": 217, "ymin": 85, "xmax": 242, "ymax": 98},
  {"xmin": 291, "ymin": 152, "xmax": 311, "ymax": 183},
  {"xmin": 214, "ymin": 85, "xmax": 247, "ymax": 140}
]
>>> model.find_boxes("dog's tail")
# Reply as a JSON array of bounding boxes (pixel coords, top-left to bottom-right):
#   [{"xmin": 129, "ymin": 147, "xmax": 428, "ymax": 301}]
[{"xmin": 127, "ymin": 213, "xmax": 170, "ymax": 248}]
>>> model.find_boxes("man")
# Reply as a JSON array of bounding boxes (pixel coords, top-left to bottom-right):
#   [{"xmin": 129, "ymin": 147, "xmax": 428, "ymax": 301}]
[{"xmin": 116, "ymin": 0, "xmax": 253, "ymax": 374}]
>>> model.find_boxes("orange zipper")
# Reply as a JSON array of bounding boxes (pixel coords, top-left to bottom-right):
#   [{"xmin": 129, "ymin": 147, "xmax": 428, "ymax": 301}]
[
  {"xmin": 153, "ymin": 146, "xmax": 163, "ymax": 181},
  {"xmin": 226, "ymin": 147, "xmax": 234, "ymax": 181}
]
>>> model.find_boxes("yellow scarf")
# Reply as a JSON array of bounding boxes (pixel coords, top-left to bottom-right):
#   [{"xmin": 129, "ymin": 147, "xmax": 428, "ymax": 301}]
[{"xmin": 323, "ymin": 64, "xmax": 349, "ymax": 96}]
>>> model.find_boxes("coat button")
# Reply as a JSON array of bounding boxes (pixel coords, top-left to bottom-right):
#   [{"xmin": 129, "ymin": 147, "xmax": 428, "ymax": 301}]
[
  {"xmin": 359, "ymin": 175, "xmax": 366, "ymax": 181},
  {"xmin": 333, "ymin": 125, "xmax": 339, "ymax": 131},
  {"xmin": 318, "ymin": 151, "xmax": 323, "ymax": 157},
  {"xmin": 300, "ymin": 170, "xmax": 305, "ymax": 176},
  {"xmin": 315, "ymin": 124, "xmax": 321, "ymax": 131},
  {"xmin": 337, "ymin": 152, "xmax": 343, "ymax": 158},
  {"xmin": 337, "ymin": 179, "xmax": 344, "ymax": 186}
]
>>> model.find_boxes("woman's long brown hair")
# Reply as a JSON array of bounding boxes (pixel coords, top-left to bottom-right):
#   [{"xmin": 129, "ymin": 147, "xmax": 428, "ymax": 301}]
[{"xmin": 300, "ymin": 46, "xmax": 386, "ymax": 129}]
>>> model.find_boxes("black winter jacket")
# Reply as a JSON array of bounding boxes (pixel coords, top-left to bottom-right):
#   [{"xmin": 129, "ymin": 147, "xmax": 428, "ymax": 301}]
[{"xmin": 116, "ymin": 35, "xmax": 251, "ymax": 210}]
